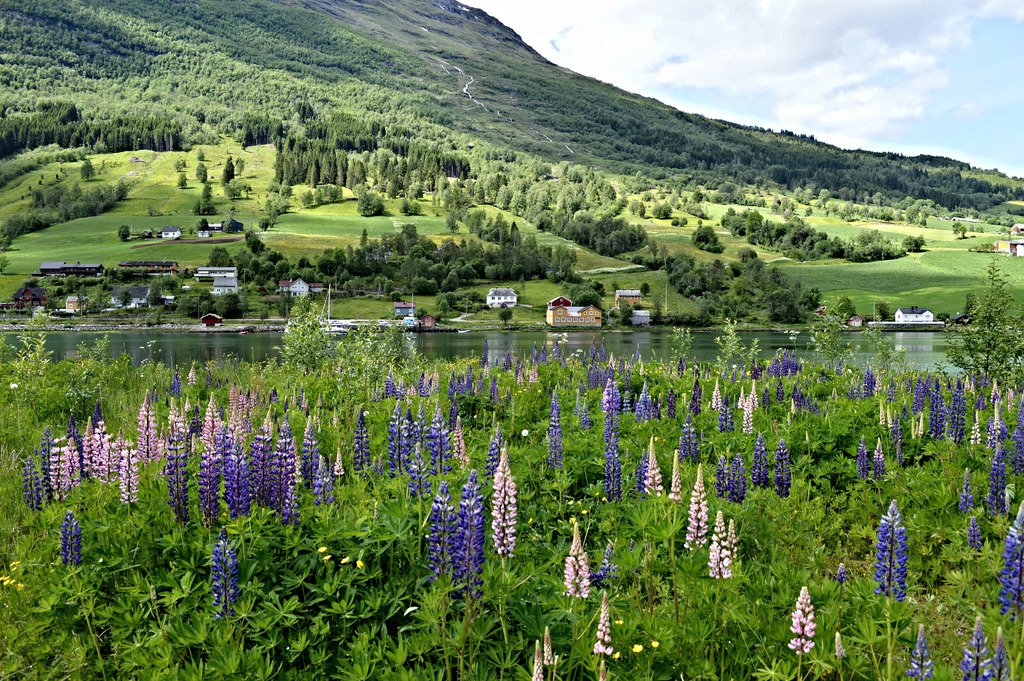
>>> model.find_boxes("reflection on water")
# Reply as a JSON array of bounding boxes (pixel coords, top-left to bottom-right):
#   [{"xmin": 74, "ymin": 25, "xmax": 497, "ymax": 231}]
[{"xmin": 1, "ymin": 329, "xmax": 951, "ymax": 370}]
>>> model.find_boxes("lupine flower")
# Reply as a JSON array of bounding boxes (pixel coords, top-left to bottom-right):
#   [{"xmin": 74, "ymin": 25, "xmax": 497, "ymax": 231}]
[
  {"xmin": 874, "ymin": 500, "xmax": 909, "ymax": 601},
  {"xmin": 491, "ymin": 448, "xmax": 518, "ymax": 558},
  {"xmin": 856, "ymin": 436, "xmax": 870, "ymax": 479},
  {"xmin": 836, "ymin": 562, "xmax": 847, "ymax": 584},
  {"xmin": 715, "ymin": 454, "xmax": 728, "ymax": 498},
  {"xmin": 564, "ymin": 523, "xmax": 591, "ymax": 598},
  {"xmin": 689, "ymin": 377, "xmax": 702, "ymax": 415},
  {"xmin": 679, "ymin": 414, "xmax": 699, "ymax": 461},
  {"xmin": 313, "ymin": 454, "xmax": 334, "ymax": 506},
  {"xmin": 274, "ymin": 420, "xmax": 299, "ymax": 525},
  {"xmin": 873, "ymin": 438, "xmax": 885, "ymax": 479},
  {"xmin": 751, "ymin": 433, "xmax": 769, "ymax": 488},
  {"xmin": 959, "ymin": 616, "xmax": 991, "ymax": 681},
  {"xmin": 137, "ymin": 392, "xmax": 159, "ymax": 463},
  {"xmin": 834, "ymin": 632, "xmax": 845, "ymax": 660},
  {"xmin": 970, "ymin": 411, "xmax": 982, "ymax": 446},
  {"xmin": 452, "ymin": 416, "xmax": 469, "ymax": 468},
  {"xmin": 427, "ymin": 481, "xmax": 456, "ymax": 582},
  {"xmin": 426, "ymin": 404, "xmax": 450, "ymax": 475},
  {"xmin": 387, "ymin": 401, "xmax": 404, "ymax": 476},
  {"xmin": 968, "ymin": 516, "xmax": 982, "ymax": 550},
  {"xmin": 959, "ymin": 469, "xmax": 974, "ymax": 513},
  {"xmin": 453, "ymin": 470, "xmax": 485, "ymax": 598},
  {"xmin": 211, "ymin": 528, "xmax": 239, "ymax": 619},
  {"xmin": 593, "ymin": 590, "xmax": 614, "ymax": 655},
  {"xmin": 787, "ymin": 586, "xmax": 816, "ymax": 655},
  {"xmin": 718, "ymin": 393, "xmax": 734, "ymax": 432},
  {"xmin": 485, "ymin": 424, "xmax": 503, "ymax": 477},
  {"xmin": 590, "ymin": 541, "xmax": 617, "ymax": 588},
  {"xmin": 116, "ymin": 431, "xmax": 139, "ymax": 504},
  {"xmin": 709, "ymin": 511, "xmax": 732, "ymax": 579},
  {"xmin": 728, "ymin": 453, "xmax": 746, "ymax": 503},
  {"xmin": 668, "ymin": 450, "xmax": 682, "ymax": 503},
  {"xmin": 685, "ymin": 464, "xmax": 709, "ymax": 550},
  {"xmin": 165, "ymin": 426, "xmax": 190, "ymax": 524},
  {"xmin": 532, "ymin": 640, "xmax": 543, "ymax": 681},
  {"xmin": 990, "ymin": 628, "xmax": 1009, "ymax": 681},
  {"xmin": 603, "ymin": 412, "xmax": 622, "ymax": 502},
  {"xmin": 635, "ymin": 382, "xmax": 653, "ymax": 423},
  {"xmin": 710, "ymin": 379, "xmax": 722, "ymax": 411},
  {"xmin": 774, "ymin": 438, "xmax": 791, "ymax": 498},
  {"xmin": 23, "ymin": 456, "xmax": 43, "ymax": 511},
  {"xmin": 906, "ymin": 623, "xmax": 933, "ymax": 679},
  {"xmin": 199, "ymin": 428, "xmax": 223, "ymax": 526},
  {"xmin": 988, "ymin": 444, "xmax": 1007, "ymax": 516},
  {"xmin": 299, "ymin": 421, "xmax": 320, "ymax": 489},
  {"xmin": 406, "ymin": 442, "xmax": 432, "ymax": 499},
  {"xmin": 60, "ymin": 510, "xmax": 81, "ymax": 566},
  {"xmin": 548, "ymin": 390, "xmax": 563, "ymax": 469},
  {"xmin": 643, "ymin": 439, "xmax": 663, "ymax": 498},
  {"xmin": 999, "ymin": 502, "xmax": 1024, "ymax": 620},
  {"xmin": 741, "ymin": 396, "xmax": 754, "ymax": 434}
]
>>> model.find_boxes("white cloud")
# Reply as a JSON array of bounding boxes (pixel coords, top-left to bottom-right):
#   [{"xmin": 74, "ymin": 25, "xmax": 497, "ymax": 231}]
[{"xmin": 464, "ymin": 0, "xmax": 1023, "ymax": 151}]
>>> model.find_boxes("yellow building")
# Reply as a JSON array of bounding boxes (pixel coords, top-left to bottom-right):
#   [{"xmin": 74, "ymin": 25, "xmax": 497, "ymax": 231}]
[
  {"xmin": 546, "ymin": 296, "xmax": 602, "ymax": 327},
  {"xmin": 614, "ymin": 289, "xmax": 642, "ymax": 307}
]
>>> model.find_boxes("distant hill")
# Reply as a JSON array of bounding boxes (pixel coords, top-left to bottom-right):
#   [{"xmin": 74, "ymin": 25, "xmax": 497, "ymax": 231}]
[{"xmin": 1, "ymin": 0, "xmax": 1021, "ymax": 210}]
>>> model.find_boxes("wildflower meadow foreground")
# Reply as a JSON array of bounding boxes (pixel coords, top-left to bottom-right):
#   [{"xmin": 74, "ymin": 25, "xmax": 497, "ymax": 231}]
[{"xmin": 4, "ymin": 329, "xmax": 1024, "ymax": 681}]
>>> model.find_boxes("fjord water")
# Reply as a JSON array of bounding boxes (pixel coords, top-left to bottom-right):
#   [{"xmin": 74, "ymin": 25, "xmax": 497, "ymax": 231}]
[{"xmin": 3, "ymin": 330, "xmax": 951, "ymax": 370}]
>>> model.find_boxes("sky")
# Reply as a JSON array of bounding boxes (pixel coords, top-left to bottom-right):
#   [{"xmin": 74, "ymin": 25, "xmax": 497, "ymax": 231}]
[{"xmin": 463, "ymin": 0, "xmax": 1024, "ymax": 178}]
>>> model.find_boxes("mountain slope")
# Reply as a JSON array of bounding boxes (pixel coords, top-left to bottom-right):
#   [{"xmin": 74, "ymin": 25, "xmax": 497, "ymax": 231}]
[{"xmin": 0, "ymin": 0, "xmax": 1021, "ymax": 209}]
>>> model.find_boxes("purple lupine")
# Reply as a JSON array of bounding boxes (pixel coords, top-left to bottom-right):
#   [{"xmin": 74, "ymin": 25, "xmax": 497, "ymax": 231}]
[
  {"xmin": 634, "ymin": 382, "xmax": 653, "ymax": 423},
  {"xmin": 427, "ymin": 481, "xmax": 456, "ymax": 582},
  {"xmin": 717, "ymin": 393, "xmax": 733, "ymax": 432},
  {"xmin": 170, "ymin": 370, "xmax": 181, "ymax": 397},
  {"xmin": 678, "ymin": 414, "xmax": 698, "ymax": 461},
  {"xmin": 38, "ymin": 428, "xmax": 55, "ymax": 501},
  {"xmin": 198, "ymin": 429, "xmax": 222, "ymax": 526},
  {"xmin": 928, "ymin": 390, "xmax": 946, "ymax": 440},
  {"xmin": 453, "ymin": 470, "xmax": 485, "ymax": 599},
  {"xmin": 948, "ymin": 380, "xmax": 967, "ymax": 444},
  {"xmin": 751, "ymin": 433, "xmax": 769, "ymax": 488},
  {"xmin": 426, "ymin": 404, "xmax": 451, "ymax": 475},
  {"xmin": 590, "ymin": 541, "xmax": 617, "ymax": 588},
  {"xmin": 988, "ymin": 444, "xmax": 1007, "ymax": 516},
  {"xmin": 211, "ymin": 528, "xmax": 239, "ymax": 619},
  {"xmin": 222, "ymin": 429, "xmax": 250, "ymax": 519},
  {"xmin": 856, "ymin": 436, "xmax": 870, "ymax": 479},
  {"xmin": 65, "ymin": 417, "xmax": 83, "ymax": 489},
  {"xmin": 60, "ymin": 510, "xmax": 81, "ymax": 566},
  {"xmin": 353, "ymin": 409, "xmax": 370, "ymax": 475},
  {"xmin": 990, "ymin": 628, "xmax": 1009, "ymax": 681},
  {"xmin": 548, "ymin": 390, "xmax": 563, "ymax": 469},
  {"xmin": 387, "ymin": 401, "xmax": 403, "ymax": 477},
  {"xmin": 666, "ymin": 388, "xmax": 677, "ymax": 419},
  {"xmin": 22, "ymin": 456, "xmax": 42, "ymax": 511},
  {"xmin": 491, "ymin": 448, "xmax": 518, "ymax": 557},
  {"xmin": 603, "ymin": 412, "xmax": 622, "ymax": 502},
  {"xmin": 836, "ymin": 563, "xmax": 847, "ymax": 584},
  {"xmin": 874, "ymin": 500, "xmax": 908, "ymax": 601},
  {"xmin": 715, "ymin": 454, "xmax": 728, "ymax": 498},
  {"xmin": 300, "ymin": 421, "xmax": 319, "ymax": 489},
  {"xmin": 313, "ymin": 454, "xmax": 334, "ymax": 505},
  {"xmin": 892, "ymin": 417, "xmax": 904, "ymax": 466},
  {"xmin": 634, "ymin": 446, "xmax": 650, "ymax": 497},
  {"xmin": 485, "ymin": 424, "xmax": 503, "ymax": 477},
  {"xmin": 959, "ymin": 616, "xmax": 991, "ymax": 681},
  {"xmin": 248, "ymin": 419, "xmax": 273, "ymax": 507},
  {"xmin": 165, "ymin": 426, "xmax": 190, "ymax": 524},
  {"xmin": 774, "ymin": 438, "xmax": 791, "ymax": 498},
  {"xmin": 275, "ymin": 420, "xmax": 299, "ymax": 525},
  {"xmin": 407, "ymin": 443, "xmax": 432, "ymax": 499},
  {"xmin": 998, "ymin": 502, "xmax": 1024, "ymax": 620},
  {"xmin": 968, "ymin": 515, "xmax": 982, "ymax": 550},
  {"xmin": 906, "ymin": 624, "xmax": 933, "ymax": 679},
  {"xmin": 959, "ymin": 469, "xmax": 974, "ymax": 513},
  {"xmin": 787, "ymin": 586, "xmax": 816, "ymax": 655},
  {"xmin": 728, "ymin": 453, "xmax": 746, "ymax": 503},
  {"xmin": 1010, "ymin": 400, "xmax": 1024, "ymax": 475},
  {"xmin": 689, "ymin": 377, "xmax": 701, "ymax": 415},
  {"xmin": 872, "ymin": 439, "xmax": 885, "ymax": 479}
]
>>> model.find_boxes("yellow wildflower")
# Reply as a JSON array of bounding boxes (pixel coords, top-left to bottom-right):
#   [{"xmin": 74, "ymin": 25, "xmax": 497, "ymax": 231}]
[
  {"xmin": 322, "ymin": 555, "xmax": 332, "ymax": 562},
  {"xmin": 632, "ymin": 644, "xmax": 644, "ymax": 653},
  {"xmin": 341, "ymin": 556, "xmax": 351, "ymax": 564},
  {"xmin": 651, "ymin": 640, "xmax": 660, "ymax": 648},
  {"xmin": 612, "ymin": 652, "xmax": 621, "ymax": 660},
  {"xmin": 318, "ymin": 546, "xmax": 328, "ymax": 553},
  {"xmin": 356, "ymin": 560, "xmax": 365, "ymax": 569}
]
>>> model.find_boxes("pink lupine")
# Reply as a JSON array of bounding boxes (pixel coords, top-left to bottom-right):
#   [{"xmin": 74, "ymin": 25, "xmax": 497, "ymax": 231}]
[
  {"xmin": 564, "ymin": 523, "xmax": 591, "ymax": 598},
  {"xmin": 89, "ymin": 417, "xmax": 114, "ymax": 483},
  {"xmin": 543, "ymin": 626, "xmax": 553, "ymax": 666},
  {"xmin": 137, "ymin": 392, "xmax": 158, "ymax": 463},
  {"xmin": 532, "ymin": 640, "xmax": 543, "ymax": 681},
  {"xmin": 742, "ymin": 398, "xmax": 754, "ymax": 434},
  {"xmin": 748, "ymin": 380, "xmax": 758, "ymax": 409},
  {"xmin": 333, "ymin": 447, "xmax": 345, "ymax": 479},
  {"xmin": 491, "ymin": 447, "xmax": 518, "ymax": 557},
  {"xmin": 685, "ymin": 463, "xmax": 709, "ymax": 550},
  {"xmin": 452, "ymin": 416, "xmax": 469, "ymax": 468},
  {"xmin": 593, "ymin": 590, "xmax": 614, "ymax": 655},
  {"xmin": 186, "ymin": 364, "xmax": 197, "ymax": 386},
  {"xmin": 668, "ymin": 450, "xmax": 682, "ymax": 503},
  {"xmin": 708, "ymin": 511, "xmax": 732, "ymax": 579},
  {"xmin": 788, "ymin": 586, "xmax": 816, "ymax": 654},
  {"xmin": 529, "ymin": 362, "xmax": 538, "ymax": 384},
  {"xmin": 50, "ymin": 438, "xmax": 79, "ymax": 501},
  {"xmin": 727, "ymin": 518, "xmax": 738, "ymax": 559},
  {"xmin": 201, "ymin": 396, "xmax": 219, "ymax": 454},
  {"xmin": 116, "ymin": 431, "xmax": 139, "ymax": 504},
  {"xmin": 643, "ymin": 438, "xmax": 663, "ymax": 498},
  {"xmin": 711, "ymin": 379, "xmax": 722, "ymax": 411}
]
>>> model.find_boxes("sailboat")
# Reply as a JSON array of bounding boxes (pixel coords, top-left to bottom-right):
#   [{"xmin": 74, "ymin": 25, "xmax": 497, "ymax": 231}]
[{"xmin": 323, "ymin": 285, "xmax": 352, "ymax": 335}]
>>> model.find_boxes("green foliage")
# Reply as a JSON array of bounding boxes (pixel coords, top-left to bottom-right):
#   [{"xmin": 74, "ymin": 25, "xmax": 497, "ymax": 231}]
[
  {"xmin": 356, "ymin": 189, "xmax": 385, "ymax": 217},
  {"xmin": 279, "ymin": 303, "xmax": 335, "ymax": 370},
  {"xmin": 692, "ymin": 224, "xmax": 724, "ymax": 253},
  {"xmin": 946, "ymin": 262, "xmax": 1024, "ymax": 382}
]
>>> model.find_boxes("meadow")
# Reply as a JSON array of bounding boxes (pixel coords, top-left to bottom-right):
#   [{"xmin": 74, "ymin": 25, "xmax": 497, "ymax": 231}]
[{"xmin": 1, "ymin": 326, "xmax": 1023, "ymax": 679}]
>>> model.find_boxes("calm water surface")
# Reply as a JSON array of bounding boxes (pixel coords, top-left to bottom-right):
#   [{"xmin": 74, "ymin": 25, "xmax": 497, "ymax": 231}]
[{"xmin": 2, "ymin": 329, "xmax": 952, "ymax": 370}]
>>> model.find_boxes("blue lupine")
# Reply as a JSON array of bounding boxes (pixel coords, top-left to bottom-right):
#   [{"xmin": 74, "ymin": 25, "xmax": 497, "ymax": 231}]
[
  {"xmin": 427, "ymin": 481, "xmax": 456, "ymax": 582},
  {"xmin": 751, "ymin": 433, "xmax": 769, "ymax": 488},
  {"xmin": 718, "ymin": 394, "xmax": 733, "ymax": 432},
  {"xmin": 635, "ymin": 382, "xmax": 653, "ymax": 423},
  {"xmin": 666, "ymin": 388, "xmax": 677, "ymax": 419},
  {"xmin": 222, "ymin": 428, "xmax": 251, "ymax": 519},
  {"xmin": 715, "ymin": 454, "xmax": 728, "ymax": 498},
  {"xmin": 678, "ymin": 415, "xmax": 699, "ymax": 461},
  {"xmin": 198, "ymin": 431, "xmax": 222, "ymax": 526},
  {"xmin": 728, "ymin": 453, "xmax": 746, "ymax": 503},
  {"xmin": 249, "ymin": 421, "xmax": 273, "ymax": 507},
  {"xmin": 603, "ymin": 412, "xmax": 622, "ymax": 502},
  {"xmin": 959, "ymin": 617, "xmax": 991, "ymax": 681},
  {"xmin": 211, "ymin": 528, "xmax": 239, "ymax": 619},
  {"xmin": 485, "ymin": 425, "xmax": 503, "ymax": 477},
  {"xmin": 948, "ymin": 381, "xmax": 966, "ymax": 443},
  {"xmin": 999, "ymin": 502, "xmax": 1024, "ymax": 620},
  {"xmin": 353, "ymin": 409, "xmax": 370, "ymax": 475},
  {"xmin": 407, "ymin": 443, "xmax": 432, "ymax": 498},
  {"xmin": 906, "ymin": 624, "xmax": 933, "ymax": 679},
  {"xmin": 968, "ymin": 516, "xmax": 982, "ymax": 550},
  {"xmin": 959, "ymin": 469, "xmax": 974, "ymax": 513},
  {"xmin": 22, "ymin": 456, "xmax": 42, "ymax": 511},
  {"xmin": 426, "ymin": 404, "xmax": 450, "ymax": 475},
  {"xmin": 275, "ymin": 420, "xmax": 299, "ymax": 525},
  {"xmin": 989, "ymin": 628, "xmax": 1009, "ymax": 681},
  {"xmin": 170, "ymin": 370, "xmax": 181, "ymax": 397},
  {"xmin": 689, "ymin": 378, "xmax": 701, "ymax": 415},
  {"xmin": 300, "ymin": 421, "xmax": 319, "ymax": 489},
  {"xmin": 590, "ymin": 541, "xmax": 618, "ymax": 589},
  {"xmin": 386, "ymin": 401, "xmax": 403, "ymax": 477},
  {"xmin": 634, "ymin": 448, "xmax": 649, "ymax": 497},
  {"xmin": 313, "ymin": 454, "xmax": 334, "ymax": 505},
  {"xmin": 774, "ymin": 438, "xmax": 791, "ymax": 499},
  {"xmin": 453, "ymin": 470, "xmax": 485, "ymax": 599},
  {"xmin": 836, "ymin": 563, "xmax": 847, "ymax": 584},
  {"xmin": 166, "ymin": 427, "xmax": 190, "ymax": 524},
  {"xmin": 856, "ymin": 436, "xmax": 870, "ymax": 479},
  {"xmin": 928, "ymin": 389, "xmax": 945, "ymax": 440},
  {"xmin": 1010, "ymin": 399, "xmax": 1024, "ymax": 475},
  {"xmin": 988, "ymin": 445, "xmax": 1007, "ymax": 516},
  {"xmin": 60, "ymin": 510, "xmax": 81, "ymax": 566},
  {"xmin": 892, "ymin": 418, "xmax": 904, "ymax": 466},
  {"xmin": 874, "ymin": 500, "xmax": 908, "ymax": 601},
  {"xmin": 548, "ymin": 390, "xmax": 563, "ymax": 469}
]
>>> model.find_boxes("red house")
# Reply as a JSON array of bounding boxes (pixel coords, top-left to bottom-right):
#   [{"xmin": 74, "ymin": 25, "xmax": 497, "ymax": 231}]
[
  {"xmin": 13, "ymin": 287, "xmax": 47, "ymax": 310},
  {"xmin": 547, "ymin": 296, "xmax": 573, "ymax": 308},
  {"xmin": 200, "ymin": 313, "xmax": 223, "ymax": 328}
]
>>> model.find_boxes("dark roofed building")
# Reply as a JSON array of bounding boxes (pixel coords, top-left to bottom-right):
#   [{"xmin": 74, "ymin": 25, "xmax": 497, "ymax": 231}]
[
  {"xmin": 13, "ymin": 287, "xmax": 47, "ymax": 310},
  {"xmin": 38, "ymin": 262, "xmax": 105, "ymax": 277},
  {"xmin": 118, "ymin": 260, "xmax": 179, "ymax": 275}
]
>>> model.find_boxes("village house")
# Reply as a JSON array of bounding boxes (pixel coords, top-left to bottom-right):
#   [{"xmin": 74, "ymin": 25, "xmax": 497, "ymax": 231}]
[
  {"xmin": 212, "ymin": 276, "xmax": 239, "ymax": 296},
  {"xmin": 198, "ymin": 217, "xmax": 244, "ymax": 238},
  {"xmin": 200, "ymin": 313, "xmax": 223, "ymax": 328},
  {"xmin": 65, "ymin": 296, "xmax": 83, "ymax": 313},
  {"xmin": 614, "ymin": 289, "xmax": 642, "ymax": 307},
  {"xmin": 418, "ymin": 314, "xmax": 439, "ymax": 330},
  {"xmin": 195, "ymin": 266, "xmax": 238, "ymax": 280},
  {"xmin": 630, "ymin": 310, "xmax": 651, "ymax": 326},
  {"xmin": 546, "ymin": 296, "xmax": 601, "ymax": 327},
  {"xmin": 278, "ymin": 278, "xmax": 324, "ymax": 297},
  {"xmin": 111, "ymin": 286, "xmax": 151, "ymax": 309},
  {"xmin": 894, "ymin": 307, "xmax": 934, "ymax": 324},
  {"xmin": 993, "ymin": 240, "xmax": 1024, "ymax": 256},
  {"xmin": 118, "ymin": 260, "xmax": 180, "ymax": 275},
  {"xmin": 394, "ymin": 301, "xmax": 416, "ymax": 317},
  {"xmin": 13, "ymin": 286, "xmax": 47, "ymax": 310},
  {"xmin": 847, "ymin": 315, "xmax": 864, "ymax": 328},
  {"xmin": 486, "ymin": 287, "xmax": 518, "ymax": 308},
  {"xmin": 1011, "ymin": 223, "xmax": 1024, "ymax": 236},
  {"xmin": 37, "ymin": 261, "xmax": 105, "ymax": 277},
  {"xmin": 161, "ymin": 226, "xmax": 182, "ymax": 240}
]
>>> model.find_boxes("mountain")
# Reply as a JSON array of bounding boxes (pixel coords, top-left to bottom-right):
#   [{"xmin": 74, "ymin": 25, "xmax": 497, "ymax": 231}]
[{"xmin": 2, "ymin": 0, "xmax": 1022, "ymax": 210}]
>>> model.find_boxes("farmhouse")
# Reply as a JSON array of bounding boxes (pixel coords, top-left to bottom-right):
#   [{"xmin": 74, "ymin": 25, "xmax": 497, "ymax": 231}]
[
  {"xmin": 486, "ymin": 288, "xmax": 517, "ymax": 308},
  {"xmin": 200, "ymin": 313, "xmax": 223, "ymax": 328},
  {"xmin": 65, "ymin": 296, "xmax": 83, "ymax": 313},
  {"xmin": 614, "ymin": 289, "xmax": 642, "ymax": 307},
  {"xmin": 198, "ymin": 218, "xmax": 244, "ymax": 238},
  {"xmin": 195, "ymin": 266, "xmax": 238, "ymax": 280},
  {"xmin": 118, "ymin": 260, "xmax": 179, "ymax": 275},
  {"xmin": 993, "ymin": 240, "xmax": 1024, "ymax": 256},
  {"xmin": 847, "ymin": 315, "xmax": 864, "ymax": 328},
  {"xmin": 546, "ymin": 296, "xmax": 601, "ymax": 327},
  {"xmin": 278, "ymin": 279, "xmax": 323, "ymax": 297},
  {"xmin": 111, "ymin": 286, "xmax": 151, "ymax": 309},
  {"xmin": 212, "ymin": 277, "xmax": 239, "ymax": 296},
  {"xmin": 394, "ymin": 301, "xmax": 416, "ymax": 317},
  {"xmin": 161, "ymin": 226, "xmax": 182, "ymax": 240},
  {"xmin": 1011, "ymin": 223, "xmax": 1024, "ymax": 236},
  {"xmin": 13, "ymin": 287, "xmax": 47, "ymax": 310},
  {"xmin": 894, "ymin": 307, "xmax": 934, "ymax": 324},
  {"xmin": 418, "ymin": 314, "xmax": 439, "ymax": 330},
  {"xmin": 38, "ymin": 262, "xmax": 105, "ymax": 277}
]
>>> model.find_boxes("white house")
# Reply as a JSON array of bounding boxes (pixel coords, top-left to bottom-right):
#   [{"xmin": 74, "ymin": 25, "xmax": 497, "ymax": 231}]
[
  {"xmin": 630, "ymin": 310, "xmax": 651, "ymax": 326},
  {"xmin": 161, "ymin": 226, "xmax": 182, "ymax": 240},
  {"xmin": 212, "ymin": 276, "xmax": 239, "ymax": 296},
  {"xmin": 486, "ymin": 287, "xmax": 517, "ymax": 308},
  {"xmin": 111, "ymin": 286, "xmax": 151, "ymax": 309},
  {"xmin": 195, "ymin": 266, "xmax": 238, "ymax": 280},
  {"xmin": 278, "ymin": 278, "xmax": 310, "ymax": 297},
  {"xmin": 895, "ymin": 307, "xmax": 934, "ymax": 324}
]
